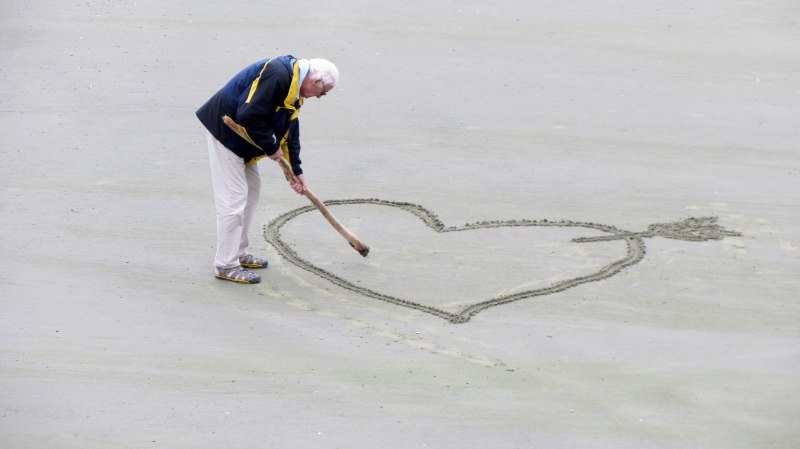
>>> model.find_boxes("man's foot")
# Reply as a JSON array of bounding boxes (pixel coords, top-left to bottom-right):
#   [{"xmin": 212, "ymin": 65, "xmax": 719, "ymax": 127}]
[
  {"xmin": 214, "ymin": 266, "xmax": 261, "ymax": 284},
  {"xmin": 239, "ymin": 254, "xmax": 268, "ymax": 269}
]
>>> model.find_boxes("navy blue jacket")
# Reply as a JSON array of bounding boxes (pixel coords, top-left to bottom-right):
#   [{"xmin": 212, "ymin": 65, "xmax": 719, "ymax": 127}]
[{"xmin": 196, "ymin": 55, "xmax": 303, "ymax": 173}]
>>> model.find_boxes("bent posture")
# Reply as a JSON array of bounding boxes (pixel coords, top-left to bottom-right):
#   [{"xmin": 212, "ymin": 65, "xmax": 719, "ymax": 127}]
[{"xmin": 196, "ymin": 55, "xmax": 338, "ymax": 284}]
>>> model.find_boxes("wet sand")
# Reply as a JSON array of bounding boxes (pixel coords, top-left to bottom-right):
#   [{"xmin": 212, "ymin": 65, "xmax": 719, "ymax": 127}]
[{"xmin": 1, "ymin": 0, "xmax": 799, "ymax": 448}]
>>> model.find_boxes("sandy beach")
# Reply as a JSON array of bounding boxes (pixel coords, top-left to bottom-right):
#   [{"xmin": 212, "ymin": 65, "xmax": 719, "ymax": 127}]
[{"xmin": 1, "ymin": 1, "xmax": 798, "ymax": 447}]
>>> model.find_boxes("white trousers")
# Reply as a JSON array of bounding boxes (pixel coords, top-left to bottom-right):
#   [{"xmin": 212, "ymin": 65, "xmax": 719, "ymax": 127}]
[{"xmin": 207, "ymin": 132, "xmax": 261, "ymax": 269}]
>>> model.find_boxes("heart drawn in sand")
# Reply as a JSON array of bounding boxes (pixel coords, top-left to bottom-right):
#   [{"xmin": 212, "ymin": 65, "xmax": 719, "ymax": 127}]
[{"xmin": 264, "ymin": 199, "xmax": 740, "ymax": 324}]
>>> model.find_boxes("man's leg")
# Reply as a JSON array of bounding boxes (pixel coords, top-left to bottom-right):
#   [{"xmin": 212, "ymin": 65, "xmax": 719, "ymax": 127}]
[
  {"xmin": 207, "ymin": 132, "xmax": 248, "ymax": 269},
  {"xmin": 238, "ymin": 162, "xmax": 261, "ymax": 259}
]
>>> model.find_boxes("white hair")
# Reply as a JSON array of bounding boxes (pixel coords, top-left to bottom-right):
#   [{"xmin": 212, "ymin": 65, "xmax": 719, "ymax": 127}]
[{"xmin": 307, "ymin": 58, "xmax": 339, "ymax": 87}]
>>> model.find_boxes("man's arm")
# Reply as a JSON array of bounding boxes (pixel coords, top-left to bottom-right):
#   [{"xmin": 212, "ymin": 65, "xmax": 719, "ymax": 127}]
[
  {"xmin": 286, "ymin": 119, "xmax": 306, "ymax": 194},
  {"xmin": 286, "ymin": 119, "xmax": 302, "ymax": 174}
]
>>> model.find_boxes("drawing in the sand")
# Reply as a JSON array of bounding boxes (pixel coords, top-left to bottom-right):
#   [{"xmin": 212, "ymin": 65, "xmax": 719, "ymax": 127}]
[{"xmin": 265, "ymin": 199, "xmax": 741, "ymax": 323}]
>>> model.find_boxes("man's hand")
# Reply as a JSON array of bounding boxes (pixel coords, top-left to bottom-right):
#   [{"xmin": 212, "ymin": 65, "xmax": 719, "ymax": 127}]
[{"xmin": 290, "ymin": 173, "xmax": 307, "ymax": 195}]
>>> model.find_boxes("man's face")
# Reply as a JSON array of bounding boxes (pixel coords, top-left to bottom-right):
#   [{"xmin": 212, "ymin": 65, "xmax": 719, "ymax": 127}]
[{"xmin": 300, "ymin": 76, "xmax": 332, "ymax": 99}]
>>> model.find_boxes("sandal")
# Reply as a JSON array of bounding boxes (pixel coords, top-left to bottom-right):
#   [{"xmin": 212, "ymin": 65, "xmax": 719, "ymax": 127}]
[
  {"xmin": 215, "ymin": 266, "xmax": 261, "ymax": 284},
  {"xmin": 239, "ymin": 254, "xmax": 268, "ymax": 269}
]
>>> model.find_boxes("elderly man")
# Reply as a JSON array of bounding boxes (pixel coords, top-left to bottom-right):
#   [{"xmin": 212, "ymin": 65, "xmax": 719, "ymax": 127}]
[{"xmin": 196, "ymin": 56, "xmax": 338, "ymax": 284}]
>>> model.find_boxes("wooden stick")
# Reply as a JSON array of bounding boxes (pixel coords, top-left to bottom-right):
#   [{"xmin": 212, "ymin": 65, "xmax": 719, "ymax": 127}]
[{"xmin": 222, "ymin": 115, "xmax": 369, "ymax": 257}]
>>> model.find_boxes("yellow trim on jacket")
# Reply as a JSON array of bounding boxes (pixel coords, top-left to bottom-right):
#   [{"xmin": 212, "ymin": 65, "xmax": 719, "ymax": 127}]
[{"xmin": 245, "ymin": 60, "xmax": 271, "ymax": 104}]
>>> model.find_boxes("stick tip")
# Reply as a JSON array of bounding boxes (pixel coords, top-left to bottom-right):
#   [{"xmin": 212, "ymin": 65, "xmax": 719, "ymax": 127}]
[{"xmin": 349, "ymin": 242, "xmax": 370, "ymax": 257}]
